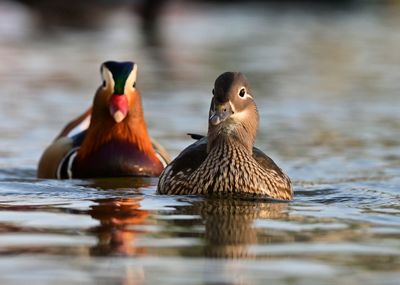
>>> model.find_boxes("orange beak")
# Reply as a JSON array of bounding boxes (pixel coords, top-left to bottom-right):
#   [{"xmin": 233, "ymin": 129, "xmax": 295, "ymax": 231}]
[{"xmin": 109, "ymin": 94, "xmax": 128, "ymax": 123}]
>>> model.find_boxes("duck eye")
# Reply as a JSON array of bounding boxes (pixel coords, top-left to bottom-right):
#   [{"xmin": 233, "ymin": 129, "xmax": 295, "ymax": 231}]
[
  {"xmin": 239, "ymin": 88, "xmax": 246, "ymax": 97},
  {"xmin": 133, "ymin": 81, "xmax": 136, "ymax": 88},
  {"xmin": 102, "ymin": 80, "xmax": 106, "ymax": 87},
  {"xmin": 212, "ymin": 89, "xmax": 215, "ymax": 95}
]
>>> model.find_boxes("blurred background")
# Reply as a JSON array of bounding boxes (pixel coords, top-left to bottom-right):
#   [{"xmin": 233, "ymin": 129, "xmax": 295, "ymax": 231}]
[
  {"xmin": 1, "ymin": 0, "xmax": 399, "ymax": 172},
  {"xmin": 0, "ymin": 1, "xmax": 400, "ymax": 284}
]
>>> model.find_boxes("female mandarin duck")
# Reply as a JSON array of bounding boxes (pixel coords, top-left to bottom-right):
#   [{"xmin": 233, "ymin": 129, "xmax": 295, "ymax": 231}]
[
  {"xmin": 157, "ymin": 72, "xmax": 293, "ymax": 200},
  {"xmin": 38, "ymin": 61, "xmax": 170, "ymax": 179}
]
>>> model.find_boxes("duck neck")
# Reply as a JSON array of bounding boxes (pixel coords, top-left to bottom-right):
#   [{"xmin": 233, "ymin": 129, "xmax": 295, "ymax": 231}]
[
  {"xmin": 77, "ymin": 100, "xmax": 157, "ymax": 162},
  {"xmin": 207, "ymin": 132, "xmax": 252, "ymax": 157},
  {"xmin": 207, "ymin": 124, "xmax": 255, "ymax": 155}
]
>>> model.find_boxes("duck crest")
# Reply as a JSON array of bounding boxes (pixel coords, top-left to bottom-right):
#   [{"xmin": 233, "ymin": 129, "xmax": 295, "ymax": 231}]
[{"xmin": 103, "ymin": 61, "xmax": 133, "ymax": 94}]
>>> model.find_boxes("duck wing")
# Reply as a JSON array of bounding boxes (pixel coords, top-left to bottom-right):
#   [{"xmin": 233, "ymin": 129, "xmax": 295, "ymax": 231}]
[
  {"xmin": 252, "ymin": 147, "xmax": 286, "ymax": 177},
  {"xmin": 56, "ymin": 107, "xmax": 92, "ymax": 140},
  {"xmin": 37, "ymin": 130, "xmax": 87, "ymax": 179},
  {"xmin": 252, "ymin": 147, "xmax": 292, "ymax": 199},
  {"xmin": 157, "ymin": 136, "xmax": 208, "ymax": 193},
  {"xmin": 151, "ymin": 138, "xmax": 172, "ymax": 167},
  {"xmin": 37, "ymin": 107, "xmax": 91, "ymax": 179},
  {"xmin": 187, "ymin": 133, "xmax": 205, "ymax": 140}
]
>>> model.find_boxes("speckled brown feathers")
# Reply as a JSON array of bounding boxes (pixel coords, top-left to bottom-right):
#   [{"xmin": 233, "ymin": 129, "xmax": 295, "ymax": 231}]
[
  {"xmin": 158, "ymin": 136, "xmax": 292, "ymax": 199},
  {"xmin": 157, "ymin": 72, "xmax": 293, "ymax": 200}
]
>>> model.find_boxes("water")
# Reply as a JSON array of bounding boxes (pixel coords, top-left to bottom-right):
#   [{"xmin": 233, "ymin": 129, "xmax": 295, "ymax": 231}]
[{"xmin": 0, "ymin": 2, "xmax": 400, "ymax": 284}]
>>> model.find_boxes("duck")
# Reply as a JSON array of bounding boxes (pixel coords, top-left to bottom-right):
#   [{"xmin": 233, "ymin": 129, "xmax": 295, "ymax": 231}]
[
  {"xmin": 37, "ymin": 61, "xmax": 170, "ymax": 179},
  {"xmin": 157, "ymin": 72, "xmax": 293, "ymax": 200}
]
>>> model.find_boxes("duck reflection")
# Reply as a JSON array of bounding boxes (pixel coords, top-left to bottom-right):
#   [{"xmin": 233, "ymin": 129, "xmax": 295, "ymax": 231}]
[
  {"xmin": 85, "ymin": 177, "xmax": 153, "ymax": 256},
  {"xmin": 84, "ymin": 175, "xmax": 289, "ymax": 260},
  {"xmin": 88, "ymin": 196, "xmax": 148, "ymax": 256},
  {"xmin": 174, "ymin": 197, "xmax": 289, "ymax": 258}
]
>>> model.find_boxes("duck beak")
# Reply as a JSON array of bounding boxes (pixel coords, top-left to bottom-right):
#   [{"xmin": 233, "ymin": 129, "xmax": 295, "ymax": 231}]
[
  {"xmin": 109, "ymin": 94, "xmax": 128, "ymax": 123},
  {"xmin": 209, "ymin": 102, "xmax": 232, "ymax": 126}
]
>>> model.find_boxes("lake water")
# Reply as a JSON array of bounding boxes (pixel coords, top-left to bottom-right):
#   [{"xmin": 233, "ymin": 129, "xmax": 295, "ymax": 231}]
[{"xmin": 0, "ymin": 2, "xmax": 399, "ymax": 284}]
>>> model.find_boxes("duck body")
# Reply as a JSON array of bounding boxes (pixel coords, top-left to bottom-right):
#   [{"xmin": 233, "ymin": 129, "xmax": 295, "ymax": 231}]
[
  {"xmin": 157, "ymin": 72, "xmax": 292, "ymax": 200},
  {"xmin": 72, "ymin": 139, "xmax": 164, "ymax": 178},
  {"xmin": 158, "ymin": 136, "xmax": 291, "ymax": 199},
  {"xmin": 38, "ymin": 61, "xmax": 170, "ymax": 179}
]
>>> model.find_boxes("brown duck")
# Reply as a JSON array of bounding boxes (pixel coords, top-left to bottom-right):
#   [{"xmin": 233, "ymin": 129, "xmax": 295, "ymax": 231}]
[
  {"xmin": 37, "ymin": 61, "xmax": 170, "ymax": 179},
  {"xmin": 157, "ymin": 72, "xmax": 292, "ymax": 200}
]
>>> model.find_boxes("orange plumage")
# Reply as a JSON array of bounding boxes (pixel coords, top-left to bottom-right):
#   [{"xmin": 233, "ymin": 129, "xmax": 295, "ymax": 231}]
[{"xmin": 37, "ymin": 61, "xmax": 170, "ymax": 179}]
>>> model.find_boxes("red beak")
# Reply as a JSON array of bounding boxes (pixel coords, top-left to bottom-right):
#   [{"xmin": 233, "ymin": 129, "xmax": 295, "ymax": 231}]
[{"xmin": 109, "ymin": 94, "xmax": 128, "ymax": 123}]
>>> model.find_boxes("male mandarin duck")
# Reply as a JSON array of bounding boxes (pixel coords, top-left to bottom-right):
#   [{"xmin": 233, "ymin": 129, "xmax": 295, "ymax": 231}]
[
  {"xmin": 38, "ymin": 61, "xmax": 170, "ymax": 179},
  {"xmin": 157, "ymin": 72, "xmax": 293, "ymax": 200}
]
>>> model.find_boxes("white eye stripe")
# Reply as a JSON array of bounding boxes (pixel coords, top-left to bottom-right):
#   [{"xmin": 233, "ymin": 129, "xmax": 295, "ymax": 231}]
[
  {"xmin": 124, "ymin": 64, "xmax": 138, "ymax": 93},
  {"xmin": 101, "ymin": 67, "xmax": 114, "ymax": 90}
]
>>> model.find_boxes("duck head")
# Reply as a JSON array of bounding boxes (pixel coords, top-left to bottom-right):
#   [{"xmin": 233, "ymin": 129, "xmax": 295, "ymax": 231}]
[
  {"xmin": 94, "ymin": 61, "xmax": 139, "ymax": 123},
  {"xmin": 208, "ymin": 72, "xmax": 259, "ymax": 152},
  {"xmin": 79, "ymin": 60, "xmax": 155, "ymax": 157}
]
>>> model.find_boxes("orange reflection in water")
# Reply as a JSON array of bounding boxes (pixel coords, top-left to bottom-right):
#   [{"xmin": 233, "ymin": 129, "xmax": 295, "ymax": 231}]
[{"xmin": 89, "ymin": 196, "xmax": 149, "ymax": 257}]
